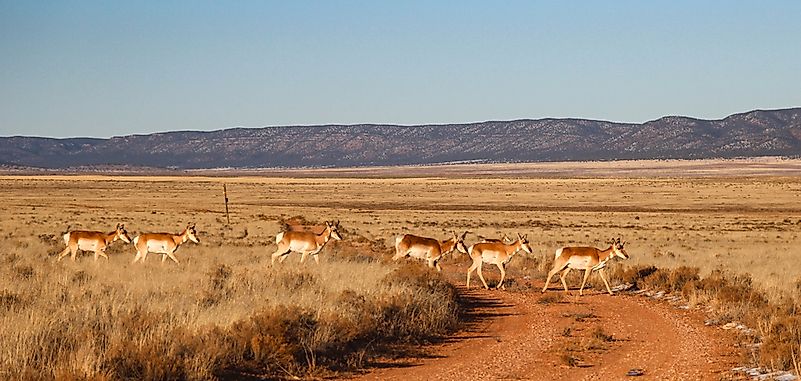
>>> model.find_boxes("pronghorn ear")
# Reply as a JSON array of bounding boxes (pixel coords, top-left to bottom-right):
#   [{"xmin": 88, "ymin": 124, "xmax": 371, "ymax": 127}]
[
  {"xmin": 336, "ymin": 220, "xmax": 340, "ymax": 227},
  {"xmin": 461, "ymin": 231, "xmax": 467, "ymax": 239},
  {"xmin": 517, "ymin": 232, "xmax": 523, "ymax": 240}
]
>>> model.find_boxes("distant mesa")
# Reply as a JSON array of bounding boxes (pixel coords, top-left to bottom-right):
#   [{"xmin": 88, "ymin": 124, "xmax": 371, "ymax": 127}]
[{"xmin": 1, "ymin": 108, "xmax": 800, "ymax": 170}]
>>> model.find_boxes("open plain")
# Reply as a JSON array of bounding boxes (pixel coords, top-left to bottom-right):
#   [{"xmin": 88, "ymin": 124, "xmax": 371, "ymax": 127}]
[{"xmin": 1, "ymin": 160, "xmax": 800, "ymax": 379}]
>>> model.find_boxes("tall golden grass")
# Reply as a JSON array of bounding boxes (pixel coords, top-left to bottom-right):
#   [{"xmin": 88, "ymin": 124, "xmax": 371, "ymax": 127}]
[{"xmin": 0, "ymin": 233, "xmax": 457, "ymax": 380}]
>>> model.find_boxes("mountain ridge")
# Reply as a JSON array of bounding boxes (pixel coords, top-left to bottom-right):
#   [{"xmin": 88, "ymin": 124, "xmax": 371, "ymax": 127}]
[{"xmin": 2, "ymin": 108, "xmax": 800, "ymax": 169}]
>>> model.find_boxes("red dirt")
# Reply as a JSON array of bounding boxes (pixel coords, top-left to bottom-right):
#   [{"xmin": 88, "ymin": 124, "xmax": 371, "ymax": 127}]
[{"xmin": 350, "ymin": 265, "xmax": 742, "ymax": 381}]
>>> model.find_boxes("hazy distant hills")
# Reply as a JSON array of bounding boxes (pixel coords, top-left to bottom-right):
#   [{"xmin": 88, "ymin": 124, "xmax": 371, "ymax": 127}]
[{"xmin": 2, "ymin": 108, "xmax": 800, "ymax": 170}]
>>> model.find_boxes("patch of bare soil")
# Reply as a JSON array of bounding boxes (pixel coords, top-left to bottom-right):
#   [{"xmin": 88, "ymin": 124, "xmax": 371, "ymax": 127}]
[{"xmin": 350, "ymin": 264, "xmax": 741, "ymax": 381}]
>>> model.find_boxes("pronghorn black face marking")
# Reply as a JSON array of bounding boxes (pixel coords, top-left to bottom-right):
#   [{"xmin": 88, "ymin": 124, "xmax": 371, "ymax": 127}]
[
  {"xmin": 186, "ymin": 223, "xmax": 200, "ymax": 244},
  {"xmin": 116, "ymin": 223, "xmax": 132, "ymax": 244},
  {"xmin": 328, "ymin": 221, "xmax": 343, "ymax": 241}
]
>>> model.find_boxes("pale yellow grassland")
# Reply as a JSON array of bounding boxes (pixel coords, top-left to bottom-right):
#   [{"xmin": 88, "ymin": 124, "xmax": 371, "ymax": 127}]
[{"xmin": 0, "ymin": 173, "xmax": 798, "ymax": 292}]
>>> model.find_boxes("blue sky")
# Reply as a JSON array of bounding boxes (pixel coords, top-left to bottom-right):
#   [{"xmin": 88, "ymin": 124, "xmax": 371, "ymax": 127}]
[{"xmin": 1, "ymin": 1, "xmax": 800, "ymax": 138}]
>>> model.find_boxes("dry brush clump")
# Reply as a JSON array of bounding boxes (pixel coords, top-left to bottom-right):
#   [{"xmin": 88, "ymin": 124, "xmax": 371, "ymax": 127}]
[
  {"xmin": 603, "ymin": 263, "xmax": 801, "ymax": 371},
  {"xmin": 0, "ymin": 232, "xmax": 459, "ymax": 380}
]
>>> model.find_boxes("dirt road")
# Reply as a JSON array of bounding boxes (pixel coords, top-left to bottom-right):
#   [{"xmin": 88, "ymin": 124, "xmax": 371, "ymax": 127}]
[{"xmin": 352, "ymin": 268, "xmax": 741, "ymax": 381}]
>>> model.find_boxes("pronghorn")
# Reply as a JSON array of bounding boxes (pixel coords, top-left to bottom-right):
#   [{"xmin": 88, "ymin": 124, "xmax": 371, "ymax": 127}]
[
  {"xmin": 466, "ymin": 233, "xmax": 533, "ymax": 290},
  {"xmin": 57, "ymin": 223, "xmax": 132, "ymax": 261},
  {"xmin": 132, "ymin": 223, "xmax": 200, "ymax": 264},
  {"xmin": 271, "ymin": 221, "xmax": 342, "ymax": 265},
  {"xmin": 541, "ymin": 237, "xmax": 629, "ymax": 296},
  {"xmin": 392, "ymin": 231, "xmax": 468, "ymax": 271}
]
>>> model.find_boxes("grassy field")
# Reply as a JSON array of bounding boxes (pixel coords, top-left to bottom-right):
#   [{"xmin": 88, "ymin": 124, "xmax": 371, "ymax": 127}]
[{"xmin": 1, "ymin": 169, "xmax": 800, "ymax": 378}]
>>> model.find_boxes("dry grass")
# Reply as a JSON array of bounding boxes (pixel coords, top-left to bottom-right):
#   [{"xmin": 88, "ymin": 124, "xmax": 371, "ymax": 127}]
[
  {"xmin": 0, "ymin": 230, "xmax": 458, "ymax": 379},
  {"xmin": 598, "ymin": 264, "xmax": 801, "ymax": 371},
  {"xmin": 1, "ymin": 173, "xmax": 800, "ymax": 374}
]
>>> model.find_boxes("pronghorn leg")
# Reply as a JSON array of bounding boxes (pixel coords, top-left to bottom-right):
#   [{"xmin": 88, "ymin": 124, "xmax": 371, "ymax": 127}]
[
  {"xmin": 435, "ymin": 259, "xmax": 442, "ymax": 272},
  {"xmin": 477, "ymin": 262, "xmax": 489, "ymax": 289},
  {"xmin": 98, "ymin": 250, "xmax": 109, "ymax": 261},
  {"xmin": 57, "ymin": 246, "xmax": 72, "ymax": 261},
  {"xmin": 271, "ymin": 243, "xmax": 290, "ymax": 263},
  {"xmin": 542, "ymin": 267, "xmax": 561, "ymax": 293},
  {"xmin": 161, "ymin": 254, "xmax": 168, "ymax": 264},
  {"xmin": 496, "ymin": 263, "xmax": 506, "ymax": 290},
  {"xmin": 579, "ymin": 268, "xmax": 593, "ymax": 296},
  {"xmin": 599, "ymin": 269, "xmax": 614, "ymax": 295},
  {"xmin": 559, "ymin": 267, "xmax": 572, "ymax": 293},
  {"xmin": 271, "ymin": 245, "xmax": 290, "ymax": 264},
  {"xmin": 132, "ymin": 251, "xmax": 141, "ymax": 264},
  {"xmin": 300, "ymin": 251, "xmax": 309, "ymax": 264},
  {"xmin": 391, "ymin": 250, "xmax": 406, "ymax": 261},
  {"xmin": 313, "ymin": 254, "xmax": 320, "ymax": 264},
  {"xmin": 71, "ymin": 248, "xmax": 79, "ymax": 261},
  {"xmin": 278, "ymin": 254, "xmax": 289, "ymax": 263},
  {"xmin": 166, "ymin": 252, "xmax": 180, "ymax": 264},
  {"xmin": 466, "ymin": 258, "xmax": 480, "ymax": 288}
]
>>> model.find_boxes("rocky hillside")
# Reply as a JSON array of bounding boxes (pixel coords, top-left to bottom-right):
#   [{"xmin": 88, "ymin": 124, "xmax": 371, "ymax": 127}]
[{"xmin": 2, "ymin": 108, "xmax": 800, "ymax": 169}]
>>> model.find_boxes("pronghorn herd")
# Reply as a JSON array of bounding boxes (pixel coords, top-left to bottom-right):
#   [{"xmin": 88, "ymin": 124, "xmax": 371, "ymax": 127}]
[
  {"xmin": 58, "ymin": 223, "xmax": 200, "ymax": 264},
  {"xmin": 55, "ymin": 221, "xmax": 630, "ymax": 296}
]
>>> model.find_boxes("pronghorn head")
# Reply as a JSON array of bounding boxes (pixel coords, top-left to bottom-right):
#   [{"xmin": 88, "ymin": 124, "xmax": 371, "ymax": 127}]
[
  {"xmin": 185, "ymin": 223, "xmax": 200, "ymax": 244},
  {"xmin": 517, "ymin": 233, "xmax": 533, "ymax": 255},
  {"xmin": 453, "ymin": 231, "xmax": 469, "ymax": 255},
  {"xmin": 115, "ymin": 223, "xmax": 132, "ymax": 243},
  {"xmin": 327, "ymin": 221, "xmax": 343, "ymax": 241},
  {"xmin": 610, "ymin": 237, "xmax": 629, "ymax": 259}
]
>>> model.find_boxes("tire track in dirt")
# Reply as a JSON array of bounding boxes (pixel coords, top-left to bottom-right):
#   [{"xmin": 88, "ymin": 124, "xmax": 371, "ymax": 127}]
[{"xmin": 351, "ymin": 270, "xmax": 741, "ymax": 381}]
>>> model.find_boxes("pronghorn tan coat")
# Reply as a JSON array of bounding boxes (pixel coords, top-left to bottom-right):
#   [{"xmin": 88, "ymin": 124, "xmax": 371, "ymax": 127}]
[
  {"xmin": 57, "ymin": 223, "xmax": 131, "ymax": 261},
  {"xmin": 271, "ymin": 221, "xmax": 342, "ymax": 264},
  {"xmin": 542, "ymin": 238, "xmax": 629, "ymax": 296},
  {"xmin": 132, "ymin": 224, "xmax": 200, "ymax": 264},
  {"xmin": 466, "ymin": 233, "xmax": 533, "ymax": 290},
  {"xmin": 393, "ymin": 231, "xmax": 468, "ymax": 271}
]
